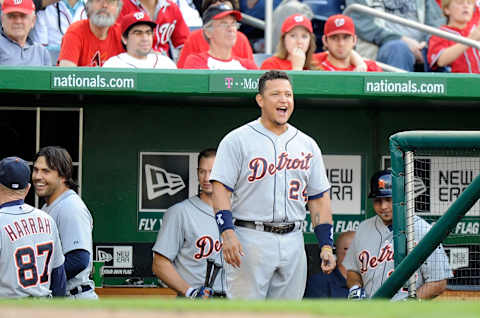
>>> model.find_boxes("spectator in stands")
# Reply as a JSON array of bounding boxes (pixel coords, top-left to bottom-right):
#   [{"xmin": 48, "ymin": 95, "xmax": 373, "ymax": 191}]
[
  {"xmin": 182, "ymin": 3, "xmax": 257, "ymax": 69},
  {"xmin": 345, "ymin": 0, "xmax": 445, "ymax": 71},
  {"xmin": 261, "ymin": 14, "xmax": 319, "ymax": 70},
  {"xmin": 0, "ymin": 0, "xmax": 51, "ymax": 66},
  {"xmin": 318, "ymin": 14, "xmax": 382, "ymax": 71},
  {"xmin": 57, "ymin": 0, "xmax": 124, "ymax": 66},
  {"xmin": 103, "ymin": 11, "xmax": 176, "ymax": 68},
  {"xmin": 304, "ymin": 231, "xmax": 355, "ymax": 298},
  {"xmin": 118, "ymin": 0, "xmax": 190, "ymax": 58},
  {"xmin": 428, "ymin": 0, "xmax": 480, "ymax": 73},
  {"xmin": 31, "ymin": 0, "xmax": 87, "ymax": 65},
  {"xmin": 261, "ymin": 14, "xmax": 370, "ymax": 71},
  {"xmin": 272, "ymin": 0, "xmax": 313, "ymax": 52},
  {"xmin": 177, "ymin": 0, "xmax": 253, "ymax": 68}
]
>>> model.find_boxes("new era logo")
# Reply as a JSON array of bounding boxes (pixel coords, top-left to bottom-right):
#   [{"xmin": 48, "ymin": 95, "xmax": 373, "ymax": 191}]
[
  {"xmin": 335, "ymin": 18, "xmax": 345, "ymax": 27},
  {"xmin": 97, "ymin": 250, "xmax": 113, "ymax": 263},
  {"xmin": 413, "ymin": 176, "xmax": 427, "ymax": 198},
  {"xmin": 144, "ymin": 164, "xmax": 185, "ymax": 200}
]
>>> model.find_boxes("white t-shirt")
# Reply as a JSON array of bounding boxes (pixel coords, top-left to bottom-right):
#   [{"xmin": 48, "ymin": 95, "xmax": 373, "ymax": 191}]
[{"xmin": 103, "ymin": 52, "xmax": 177, "ymax": 69}]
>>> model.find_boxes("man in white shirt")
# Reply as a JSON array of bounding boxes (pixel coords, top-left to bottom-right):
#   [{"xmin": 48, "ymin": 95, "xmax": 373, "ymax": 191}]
[{"xmin": 103, "ymin": 11, "xmax": 176, "ymax": 68}]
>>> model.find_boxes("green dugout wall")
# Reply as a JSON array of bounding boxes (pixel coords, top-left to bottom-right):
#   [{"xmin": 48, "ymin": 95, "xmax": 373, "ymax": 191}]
[{"xmin": 1, "ymin": 67, "xmax": 479, "ymax": 282}]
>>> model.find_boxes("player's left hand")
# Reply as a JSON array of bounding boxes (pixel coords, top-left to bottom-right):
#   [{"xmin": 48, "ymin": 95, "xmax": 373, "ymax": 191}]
[{"xmin": 320, "ymin": 246, "xmax": 336, "ymax": 274}]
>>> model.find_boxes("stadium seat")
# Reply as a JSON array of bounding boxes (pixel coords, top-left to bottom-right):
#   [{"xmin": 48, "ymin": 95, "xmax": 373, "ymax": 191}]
[
  {"xmin": 301, "ymin": 0, "xmax": 345, "ymax": 21},
  {"xmin": 254, "ymin": 53, "xmax": 273, "ymax": 67}
]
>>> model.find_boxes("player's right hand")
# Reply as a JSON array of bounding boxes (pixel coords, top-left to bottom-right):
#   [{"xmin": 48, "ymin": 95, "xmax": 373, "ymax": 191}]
[
  {"xmin": 186, "ymin": 286, "xmax": 213, "ymax": 299},
  {"xmin": 221, "ymin": 229, "xmax": 244, "ymax": 268},
  {"xmin": 289, "ymin": 47, "xmax": 306, "ymax": 70},
  {"xmin": 348, "ymin": 285, "xmax": 366, "ymax": 300}
]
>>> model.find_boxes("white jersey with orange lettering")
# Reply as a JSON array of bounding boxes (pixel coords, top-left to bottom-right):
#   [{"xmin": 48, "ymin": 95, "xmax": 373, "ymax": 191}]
[
  {"xmin": 152, "ymin": 196, "xmax": 225, "ymax": 293},
  {"xmin": 209, "ymin": 118, "xmax": 330, "ymax": 299},
  {"xmin": 0, "ymin": 202, "xmax": 64, "ymax": 298},
  {"xmin": 211, "ymin": 118, "xmax": 330, "ymax": 222},
  {"xmin": 343, "ymin": 215, "xmax": 453, "ymax": 299}
]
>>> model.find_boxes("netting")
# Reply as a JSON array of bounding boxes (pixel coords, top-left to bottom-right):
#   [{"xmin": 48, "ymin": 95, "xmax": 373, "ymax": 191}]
[{"xmin": 409, "ymin": 150, "xmax": 480, "ymax": 299}]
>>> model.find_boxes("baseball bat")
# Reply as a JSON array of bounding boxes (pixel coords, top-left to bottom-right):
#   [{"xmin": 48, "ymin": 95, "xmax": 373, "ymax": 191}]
[
  {"xmin": 208, "ymin": 263, "xmax": 222, "ymax": 288},
  {"xmin": 204, "ymin": 259, "xmax": 214, "ymax": 287}
]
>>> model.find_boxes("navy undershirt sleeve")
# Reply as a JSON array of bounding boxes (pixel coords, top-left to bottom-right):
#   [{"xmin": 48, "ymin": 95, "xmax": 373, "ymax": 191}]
[
  {"xmin": 64, "ymin": 249, "xmax": 90, "ymax": 280},
  {"xmin": 51, "ymin": 264, "xmax": 67, "ymax": 296}
]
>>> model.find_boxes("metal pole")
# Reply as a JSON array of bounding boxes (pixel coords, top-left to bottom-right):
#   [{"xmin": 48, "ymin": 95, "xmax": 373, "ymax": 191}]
[
  {"xmin": 404, "ymin": 151, "xmax": 416, "ymax": 298},
  {"xmin": 344, "ymin": 4, "xmax": 480, "ymax": 50},
  {"xmin": 241, "ymin": 14, "xmax": 265, "ymax": 30},
  {"xmin": 265, "ymin": 0, "xmax": 273, "ymax": 54}
]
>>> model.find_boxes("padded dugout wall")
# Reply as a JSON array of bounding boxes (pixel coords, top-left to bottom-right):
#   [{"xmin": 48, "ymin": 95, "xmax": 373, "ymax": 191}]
[{"xmin": 1, "ymin": 67, "xmax": 479, "ymax": 281}]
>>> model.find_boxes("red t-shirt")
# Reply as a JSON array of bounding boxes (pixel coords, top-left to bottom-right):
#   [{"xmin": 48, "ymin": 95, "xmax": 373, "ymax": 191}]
[
  {"xmin": 177, "ymin": 29, "xmax": 254, "ymax": 68},
  {"xmin": 58, "ymin": 20, "xmax": 124, "ymax": 66},
  {"xmin": 119, "ymin": 0, "xmax": 189, "ymax": 55},
  {"xmin": 182, "ymin": 52, "xmax": 258, "ymax": 70},
  {"xmin": 316, "ymin": 52, "xmax": 382, "ymax": 72},
  {"xmin": 428, "ymin": 24, "xmax": 480, "ymax": 73},
  {"xmin": 261, "ymin": 53, "xmax": 382, "ymax": 71}
]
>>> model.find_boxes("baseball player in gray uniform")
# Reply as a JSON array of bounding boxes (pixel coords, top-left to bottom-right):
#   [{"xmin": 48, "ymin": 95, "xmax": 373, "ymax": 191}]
[
  {"xmin": 32, "ymin": 146, "xmax": 97, "ymax": 299},
  {"xmin": 0, "ymin": 156, "xmax": 66, "ymax": 298},
  {"xmin": 210, "ymin": 70, "xmax": 335, "ymax": 300},
  {"xmin": 152, "ymin": 149, "xmax": 225, "ymax": 298},
  {"xmin": 343, "ymin": 170, "xmax": 453, "ymax": 300}
]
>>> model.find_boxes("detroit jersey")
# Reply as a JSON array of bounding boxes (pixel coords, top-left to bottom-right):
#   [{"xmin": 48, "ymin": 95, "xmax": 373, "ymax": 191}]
[
  {"xmin": 210, "ymin": 118, "xmax": 330, "ymax": 222},
  {"xmin": 152, "ymin": 196, "xmax": 225, "ymax": 292},
  {"xmin": 0, "ymin": 203, "xmax": 64, "ymax": 298},
  {"xmin": 343, "ymin": 215, "xmax": 453, "ymax": 299},
  {"xmin": 42, "ymin": 190, "xmax": 94, "ymax": 293}
]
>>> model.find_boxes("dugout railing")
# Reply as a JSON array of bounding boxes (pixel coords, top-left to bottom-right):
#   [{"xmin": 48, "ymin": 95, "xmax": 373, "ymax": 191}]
[{"xmin": 373, "ymin": 131, "xmax": 480, "ymax": 299}]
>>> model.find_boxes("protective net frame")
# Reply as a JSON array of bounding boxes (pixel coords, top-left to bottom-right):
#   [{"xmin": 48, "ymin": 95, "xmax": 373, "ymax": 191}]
[{"xmin": 373, "ymin": 131, "xmax": 480, "ymax": 300}]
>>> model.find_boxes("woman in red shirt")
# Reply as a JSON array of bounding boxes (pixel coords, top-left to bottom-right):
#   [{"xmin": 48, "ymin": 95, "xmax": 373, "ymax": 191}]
[{"xmin": 260, "ymin": 14, "xmax": 319, "ymax": 70}]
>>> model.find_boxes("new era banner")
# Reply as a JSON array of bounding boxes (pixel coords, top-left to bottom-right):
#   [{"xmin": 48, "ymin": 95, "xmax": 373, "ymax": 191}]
[{"xmin": 138, "ymin": 152, "xmax": 198, "ymax": 212}]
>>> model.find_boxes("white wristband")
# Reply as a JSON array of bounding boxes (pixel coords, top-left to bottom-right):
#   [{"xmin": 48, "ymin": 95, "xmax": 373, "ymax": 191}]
[
  {"xmin": 349, "ymin": 285, "xmax": 360, "ymax": 292},
  {"xmin": 185, "ymin": 287, "xmax": 195, "ymax": 297}
]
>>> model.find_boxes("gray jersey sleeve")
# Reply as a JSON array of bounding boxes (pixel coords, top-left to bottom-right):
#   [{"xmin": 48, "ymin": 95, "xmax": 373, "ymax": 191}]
[
  {"xmin": 414, "ymin": 217, "xmax": 453, "ymax": 283},
  {"xmin": 209, "ymin": 130, "xmax": 242, "ymax": 189},
  {"xmin": 55, "ymin": 196, "xmax": 93, "ymax": 254},
  {"xmin": 342, "ymin": 230, "xmax": 360, "ymax": 273},
  {"xmin": 152, "ymin": 203, "xmax": 184, "ymax": 260},
  {"xmin": 50, "ymin": 216, "xmax": 65, "ymax": 269}
]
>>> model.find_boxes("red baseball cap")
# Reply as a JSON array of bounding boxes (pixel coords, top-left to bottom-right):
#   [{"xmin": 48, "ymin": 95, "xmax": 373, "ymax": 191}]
[
  {"xmin": 281, "ymin": 14, "xmax": 313, "ymax": 34},
  {"xmin": 202, "ymin": 3, "xmax": 242, "ymax": 25},
  {"xmin": 120, "ymin": 11, "xmax": 156, "ymax": 36},
  {"xmin": 2, "ymin": 0, "xmax": 35, "ymax": 14},
  {"xmin": 324, "ymin": 14, "xmax": 355, "ymax": 37}
]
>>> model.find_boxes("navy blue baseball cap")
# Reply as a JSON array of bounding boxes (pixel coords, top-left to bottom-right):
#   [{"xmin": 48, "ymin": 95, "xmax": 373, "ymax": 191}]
[
  {"xmin": 368, "ymin": 170, "xmax": 392, "ymax": 198},
  {"xmin": 202, "ymin": 3, "xmax": 242, "ymax": 25},
  {"xmin": 0, "ymin": 157, "xmax": 30, "ymax": 190}
]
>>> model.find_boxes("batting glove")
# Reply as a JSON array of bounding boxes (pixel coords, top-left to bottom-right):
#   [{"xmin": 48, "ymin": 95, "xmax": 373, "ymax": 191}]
[
  {"xmin": 348, "ymin": 285, "xmax": 366, "ymax": 300},
  {"xmin": 186, "ymin": 286, "xmax": 213, "ymax": 299}
]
